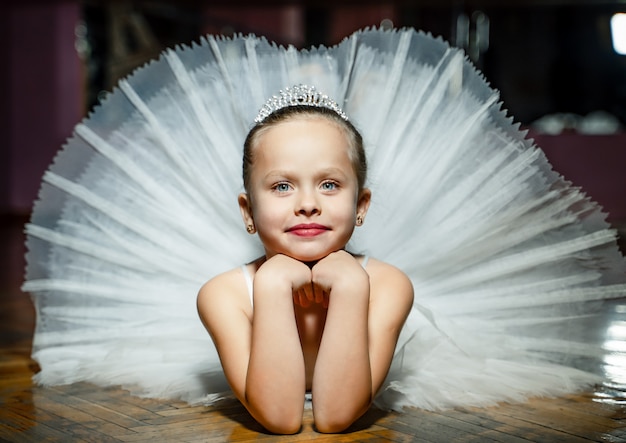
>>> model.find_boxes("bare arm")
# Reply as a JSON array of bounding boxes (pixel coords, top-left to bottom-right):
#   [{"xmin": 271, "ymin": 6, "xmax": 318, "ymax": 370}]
[
  {"xmin": 245, "ymin": 256, "xmax": 311, "ymax": 433},
  {"xmin": 197, "ymin": 256, "xmax": 312, "ymax": 434},
  {"xmin": 310, "ymin": 252, "xmax": 413, "ymax": 433}
]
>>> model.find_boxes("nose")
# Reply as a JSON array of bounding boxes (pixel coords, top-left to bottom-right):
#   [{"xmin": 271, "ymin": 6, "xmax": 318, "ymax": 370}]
[{"xmin": 296, "ymin": 188, "xmax": 320, "ymax": 216}]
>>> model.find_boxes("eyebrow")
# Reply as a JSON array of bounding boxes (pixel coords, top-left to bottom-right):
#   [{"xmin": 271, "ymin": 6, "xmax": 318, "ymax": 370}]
[{"xmin": 263, "ymin": 167, "xmax": 349, "ymax": 181}]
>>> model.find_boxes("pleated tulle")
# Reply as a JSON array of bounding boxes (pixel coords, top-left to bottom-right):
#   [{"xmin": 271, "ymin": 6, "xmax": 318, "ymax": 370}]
[{"xmin": 23, "ymin": 27, "xmax": 626, "ymax": 410}]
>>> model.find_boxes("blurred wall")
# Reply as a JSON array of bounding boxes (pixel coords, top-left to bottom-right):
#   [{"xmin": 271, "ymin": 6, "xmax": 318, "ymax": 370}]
[
  {"xmin": 0, "ymin": 1, "xmax": 83, "ymax": 216},
  {"xmin": 0, "ymin": 2, "xmax": 624, "ymax": 231}
]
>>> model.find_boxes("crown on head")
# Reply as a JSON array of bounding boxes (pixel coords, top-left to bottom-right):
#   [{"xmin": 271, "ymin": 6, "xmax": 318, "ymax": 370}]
[{"xmin": 254, "ymin": 84, "xmax": 349, "ymax": 124}]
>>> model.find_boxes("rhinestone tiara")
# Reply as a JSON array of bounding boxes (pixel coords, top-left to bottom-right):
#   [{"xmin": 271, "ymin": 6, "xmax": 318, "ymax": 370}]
[{"xmin": 254, "ymin": 84, "xmax": 348, "ymax": 124}]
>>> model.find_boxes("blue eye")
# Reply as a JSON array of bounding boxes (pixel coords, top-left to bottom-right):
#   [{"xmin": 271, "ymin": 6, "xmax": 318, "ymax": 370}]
[
  {"xmin": 274, "ymin": 183, "xmax": 291, "ymax": 192},
  {"xmin": 321, "ymin": 181, "xmax": 337, "ymax": 191}
]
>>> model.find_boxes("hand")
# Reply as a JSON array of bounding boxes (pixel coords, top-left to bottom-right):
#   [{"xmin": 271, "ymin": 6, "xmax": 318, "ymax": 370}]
[
  {"xmin": 311, "ymin": 251, "xmax": 369, "ymax": 307},
  {"xmin": 295, "ymin": 251, "xmax": 365, "ymax": 308},
  {"xmin": 257, "ymin": 255, "xmax": 317, "ymax": 307},
  {"xmin": 258, "ymin": 254, "xmax": 311, "ymax": 287}
]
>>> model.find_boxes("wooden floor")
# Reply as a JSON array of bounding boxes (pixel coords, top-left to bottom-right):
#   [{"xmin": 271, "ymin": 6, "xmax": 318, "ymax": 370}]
[{"xmin": 1, "ymin": 215, "xmax": 626, "ymax": 442}]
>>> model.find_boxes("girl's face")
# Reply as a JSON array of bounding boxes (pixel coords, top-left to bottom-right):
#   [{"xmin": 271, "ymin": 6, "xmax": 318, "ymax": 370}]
[{"xmin": 239, "ymin": 116, "xmax": 370, "ymax": 262}]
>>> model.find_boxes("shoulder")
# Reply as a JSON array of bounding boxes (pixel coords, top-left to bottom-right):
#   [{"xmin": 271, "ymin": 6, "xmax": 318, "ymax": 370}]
[
  {"xmin": 364, "ymin": 257, "xmax": 412, "ymax": 289},
  {"xmin": 198, "ymin": 267, "xmax": 246, "ymax": 301},
  {"xmin": 363, "ymin": 257, "xmax": 414, "ymax": 310},
  {"xmin": 197, "ymin": 266, "xmax": 252, "ymax": 327}
]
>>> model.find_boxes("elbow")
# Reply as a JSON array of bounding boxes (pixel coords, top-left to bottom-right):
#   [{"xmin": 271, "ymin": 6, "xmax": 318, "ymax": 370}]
[
  {"xmin": 245, "ymin": 396, "xmax": 303, "ymax": 435},
  {"xmin": 243, "ymin": 380, "xmax": 306, "ymax": 434},
  {"xmin": 255, "ymin": 411, "xmax": 302, "ymax": 435},
  {"xmin": 313, "ymin": 402, "xmax": 370, "ymax": 434},
  {"xmin": 314, "ymin": 412, "xmax": 360, "ymax": 434},
  {"xmin": 313, "ymin": 385, "xmax": 372, "ymax": 433},
  {"xmin": 314, "ymin": 418, "xmax": 351, "ymax": 434}
]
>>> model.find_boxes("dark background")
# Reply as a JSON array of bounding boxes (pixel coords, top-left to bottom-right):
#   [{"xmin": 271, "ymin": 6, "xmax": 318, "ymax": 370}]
[
  {"xmin": 79, "ymin": 1, "xmax": 626, "ymax": 124},
  {"xmin": 2, "ymin": 0, "xmax": 625, "ymax": 227}
]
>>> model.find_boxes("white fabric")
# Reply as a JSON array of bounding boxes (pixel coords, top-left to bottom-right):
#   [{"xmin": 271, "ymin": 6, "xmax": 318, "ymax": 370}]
[{"xmin": 22, "ymin": 28, "xmax": 626, "ymax": 411}]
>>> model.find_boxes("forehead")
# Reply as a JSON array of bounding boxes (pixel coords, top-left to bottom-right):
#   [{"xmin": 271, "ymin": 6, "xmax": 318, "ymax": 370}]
[
  {"xmin": 252, "ymin": 117, "xmax": 354, "ymax": 172},
  {"xmin": 256, "ymin": 114, "xmax": 349, "ymax": 143},
  {"xmin": 255, "ymin": 115, "xmax": 351, "ymax": 152}
]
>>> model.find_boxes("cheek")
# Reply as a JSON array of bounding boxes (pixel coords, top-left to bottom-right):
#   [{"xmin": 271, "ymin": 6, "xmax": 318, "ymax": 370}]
[
  {"xmin": 334, "ymin": 197, "xmax": 359, "ymax": 222},
  {"xmin": 251, "ymin": 199, "xmax": 284, "ymax": 226}
]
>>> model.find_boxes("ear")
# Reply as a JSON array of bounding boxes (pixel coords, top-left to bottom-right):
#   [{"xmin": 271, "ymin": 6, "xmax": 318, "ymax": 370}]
[
  {"xmin": 356, "ymin": 188, "xmax": 371, "ymax": 226},
  {"xmin": 238, "ymin": 193, "xmax": 256, "ymax": 234}
]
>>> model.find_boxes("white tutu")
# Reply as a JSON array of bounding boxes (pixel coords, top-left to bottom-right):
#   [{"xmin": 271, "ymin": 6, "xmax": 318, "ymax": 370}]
[{"xmin": 23, "ymin": 27, "xmax": 626, "ymax": 411}]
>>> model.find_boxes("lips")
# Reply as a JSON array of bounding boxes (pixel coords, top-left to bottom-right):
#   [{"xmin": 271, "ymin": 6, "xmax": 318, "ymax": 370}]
[{"xmin": 287, "ymin": 223, "xmax": 329, "ymax": 237}]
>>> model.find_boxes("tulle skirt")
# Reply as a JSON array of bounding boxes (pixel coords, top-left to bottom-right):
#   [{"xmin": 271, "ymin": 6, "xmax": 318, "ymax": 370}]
[{"xmin": 23, "ymin": 27, "xmax": 626, "ymax": 411}]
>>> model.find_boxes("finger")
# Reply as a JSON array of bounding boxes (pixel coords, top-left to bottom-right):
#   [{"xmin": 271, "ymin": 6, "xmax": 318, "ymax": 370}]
[
  {"xmin": 314, "ymin": 284, "xmax": 325, "ymax": 304},
  {"xmin": 303, "ymin": 283, "xmax": 315, "ymax": 301},
  {"xmin": 299, "ymin": 292, "xmax": 311, "ymax": 307},
  {"xmin": 322, "ymin": 291, "xmax": 330, "ymax": 309}
]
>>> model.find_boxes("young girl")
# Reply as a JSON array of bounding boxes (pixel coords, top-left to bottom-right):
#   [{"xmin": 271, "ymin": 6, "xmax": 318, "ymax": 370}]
[
  {"xmin": 197, "ymin": 88, "xmax": 414, "ymax": 434},
  {"xmin": 23, "ymin": 27, "xmax": 625, "ymax": 436}
]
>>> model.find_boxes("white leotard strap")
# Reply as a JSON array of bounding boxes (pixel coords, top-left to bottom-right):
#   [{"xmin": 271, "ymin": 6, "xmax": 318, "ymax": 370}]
[{"xmin": 242, "ymin": 255, "xmax": 369, "ymax": 307}]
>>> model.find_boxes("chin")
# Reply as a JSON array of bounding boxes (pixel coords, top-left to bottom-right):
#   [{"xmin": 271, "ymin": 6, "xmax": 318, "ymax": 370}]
[
  {"xmin": 274, "ymin": 248, "xmax": 320, "ymax": 262},
  {"xmin": 290, "ymin": 253, "xmax": 326, "ymax": 263},
  {"xmin": 284, "ymin": 248, "xmax": 341, "ymax": 263}
]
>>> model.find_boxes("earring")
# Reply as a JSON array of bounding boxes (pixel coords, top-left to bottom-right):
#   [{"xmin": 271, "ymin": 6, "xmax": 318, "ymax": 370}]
[
  {"xmin": 246, "ymin": 224, "xmax": 255, "ymax": 234},
  {"xmin": 356, "ymin": 215, "xmax": 364, "ymax": 226}
]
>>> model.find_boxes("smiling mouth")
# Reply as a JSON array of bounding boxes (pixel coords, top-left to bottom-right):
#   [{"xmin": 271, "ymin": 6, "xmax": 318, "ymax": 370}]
[{"xmin": 287, "ymin": 224, "xmax": 329, "ymax": 237}]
